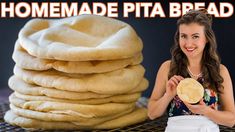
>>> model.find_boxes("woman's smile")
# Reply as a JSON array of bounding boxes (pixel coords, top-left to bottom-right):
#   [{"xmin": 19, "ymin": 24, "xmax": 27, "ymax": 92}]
[{"xmin": 185, "ymin": 47, "xmax": 196, "ymax": 53}]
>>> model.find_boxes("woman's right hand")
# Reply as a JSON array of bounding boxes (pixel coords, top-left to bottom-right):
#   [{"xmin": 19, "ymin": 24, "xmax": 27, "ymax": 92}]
[{"xmin": 165, "ymin": 75, "xmax": 184, "ymax": 99}]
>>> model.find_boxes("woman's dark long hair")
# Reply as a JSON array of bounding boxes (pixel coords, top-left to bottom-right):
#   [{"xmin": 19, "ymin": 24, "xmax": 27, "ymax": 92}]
[{"xmin": 168, "ymin": 9, "xmax": 223, "ymax": 92}]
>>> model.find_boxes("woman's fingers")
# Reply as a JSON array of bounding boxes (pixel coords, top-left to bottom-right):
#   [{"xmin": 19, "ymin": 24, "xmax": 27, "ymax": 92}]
[
  {"xmin": 167, "ymin": 75, "xmax": 185, "ymax": 95},
  {"xmin": 171, "ymin": 75, "xmax": 184, "ymax": 86},
  {"xmin": 171, "ymin": 76, "xmax": 179, "ymax": 86},
  {"xmin": 199, "ymin": 99, "xmax": 205, "ymax": 105},
  {"xmin": 168, "ymin": 80, "xmax": 176, "ymax": 88},
  {"xmin": 175, "ymin": 75, "xmax": 184, "ymax": 82}
]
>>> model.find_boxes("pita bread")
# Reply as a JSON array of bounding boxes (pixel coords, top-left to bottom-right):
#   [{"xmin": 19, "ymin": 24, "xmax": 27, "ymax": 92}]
[
  {"xmin": 12, "ymin": 92, "xmax": 140, "ymax": 105},
  {"xmin": 9, "ymin": 76, "xmax": 148, "ymax": 101},
  {"xmin": 13, "ymin": 41, "xmax": 143, "ymax": 73},
  {"xmin": 9, "ymin": 95, "xmax": 135, "ymax": 118},
  {"xmin": 13, "ymin": 65, "xmax": 145, "ymax": 94},
  {"xmin": 9, "ymin": 76, "xmax": 111, "ymax": 100},
  {"xmin": 177, "ymin": 78, "xmax": 204, "ymax": 104},
  {"xmin": 12, "ymin": 40, "xmax": 54, "ymax": 71},
  {"xmin": 4, "ymin": 110, "xmax": 80, "ymax": 130},
  {"xmin": 18, "ymin": 15, "xmax": 143, "ymax": 61},
  {"xmin": 4, "ymin": 107, "xmax": 147, "ymax": 130},
  {"xmin": 93, "ymin": 107, "xmax": 147, "ymax": 129},
  {"xmin": 9, "ymin": 104, "xmax": 133, "ymax": 124}
]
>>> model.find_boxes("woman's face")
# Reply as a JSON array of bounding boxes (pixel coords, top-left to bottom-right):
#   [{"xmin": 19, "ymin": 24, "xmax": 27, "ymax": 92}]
[{"xmin": 179, "ymin": 23, "xmax": 207, "ymax": 59}]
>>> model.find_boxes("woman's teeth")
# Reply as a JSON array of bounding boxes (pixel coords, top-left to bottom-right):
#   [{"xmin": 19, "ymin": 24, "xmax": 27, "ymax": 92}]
[{"xmin": 186, "ymin": 48, "xmax": 195, "ymax": 52}]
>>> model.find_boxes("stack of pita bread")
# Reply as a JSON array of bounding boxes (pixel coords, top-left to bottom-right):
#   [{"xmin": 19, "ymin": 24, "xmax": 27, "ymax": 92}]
[{"xmin": 4, "ymin": 15, "xmax": 149, "ymax": 130}]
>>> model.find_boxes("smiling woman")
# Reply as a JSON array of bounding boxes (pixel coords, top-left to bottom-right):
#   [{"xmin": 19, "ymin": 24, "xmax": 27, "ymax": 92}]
[
  {"xmin": 148, "ymin": 9, "xmax": 235, "ymax": 131},
  {"xmin": 179, "ymin": 23, "xmax": 207, "ymax": 61}
]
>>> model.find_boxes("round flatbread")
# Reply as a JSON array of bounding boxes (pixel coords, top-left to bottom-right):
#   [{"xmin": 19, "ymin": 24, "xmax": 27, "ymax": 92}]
[
  {"xmin": 9, "ymin": 76, "xmax": 110, "ymax": 100},
  {"xmin": 93, "ymin": 107, "xmax": 147, "ymax": 129},
  {"xmin": 12, "ymin": 92, "xmax": 141, "ymax": 105},
  {"xmin": 4, "ymin": 110, "xmax": 80, "ymax": 130},
  {"xmin": 4, "ymin": 107, "xmax": 147, "ymax": 130},
  {"xmin": 9, "ymin": 104, "xmax": 132, "ymax": 124},
  {"xmin": 8, "ymin": 76, "xmax": 148, "ymax": 102},
  {"xmin": 18, "ymin": 15, "xmax": 143, "ymax": 61},
  {"xmin": 13, "ymin": 40, "xmax": 143, "ymax": 74},
  {"xmin": 9, "ymin": 94, "xmax": 135, "ymax": 118},
  {"xmin": 177, "ymin": 78, "xmax": 204, "ymax": 104},
  {"xmin": 13, "ymin": 65, "xmax": 145, "ymax": 94}
]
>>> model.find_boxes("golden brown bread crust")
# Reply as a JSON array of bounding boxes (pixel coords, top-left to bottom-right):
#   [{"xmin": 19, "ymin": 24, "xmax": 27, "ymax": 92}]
[{"xmin": 177, "ymin": 78, "xmax": 204, "ymax": 104}]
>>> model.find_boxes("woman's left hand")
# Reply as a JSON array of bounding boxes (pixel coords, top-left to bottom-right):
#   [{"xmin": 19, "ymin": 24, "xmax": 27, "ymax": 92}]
[{"xmin": 184, "ymin": 99, "xmax": 210, "ymax": 115}]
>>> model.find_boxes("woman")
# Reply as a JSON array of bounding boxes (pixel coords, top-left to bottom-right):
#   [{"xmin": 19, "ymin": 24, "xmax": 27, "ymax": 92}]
[{"xmin": 148, "ymin": 9, "xmax": 235, "ymax": 131}]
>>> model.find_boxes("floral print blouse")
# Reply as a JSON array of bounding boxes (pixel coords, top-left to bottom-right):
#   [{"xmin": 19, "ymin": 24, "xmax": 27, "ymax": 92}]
[{"xmin": 167, "ymin": 77, "xmax": 219, "ymax": 117}]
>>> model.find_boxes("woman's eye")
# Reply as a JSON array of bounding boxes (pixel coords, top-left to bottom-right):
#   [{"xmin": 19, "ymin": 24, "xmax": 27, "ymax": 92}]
[
  {"xmin": 192, "ymin": 36, "xmax": 199, "ymax": 39},
  {"xmin": 180, "ymin": 35, "xmax": 186, "ymax": 39}
]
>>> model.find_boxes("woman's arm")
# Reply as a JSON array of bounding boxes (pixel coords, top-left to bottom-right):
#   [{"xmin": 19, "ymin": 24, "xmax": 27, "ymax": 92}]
[
  {"xmin": 205, "ymin": 65, "xmax": 235, "ymax": 127},
  {"xmin": 184, "ymin": 64, "xmax": 235, "ymax": 127},
  {"xmin": 148, "ymin": 61, "xmax": 171, "ymax": 119},
  {"xmin": 148, "ymin": 60, "xmax": 184, "ymax": 119}
]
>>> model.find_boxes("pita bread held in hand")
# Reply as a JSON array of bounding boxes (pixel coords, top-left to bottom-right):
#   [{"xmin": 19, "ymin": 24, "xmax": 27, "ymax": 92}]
[
  {"xmin": 177, "ymin": 78, "xmax": 204, "ymax": 104},
  {"xmin": 18, "ymin": 15, "xmax": 143, "ymax": 61}
]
